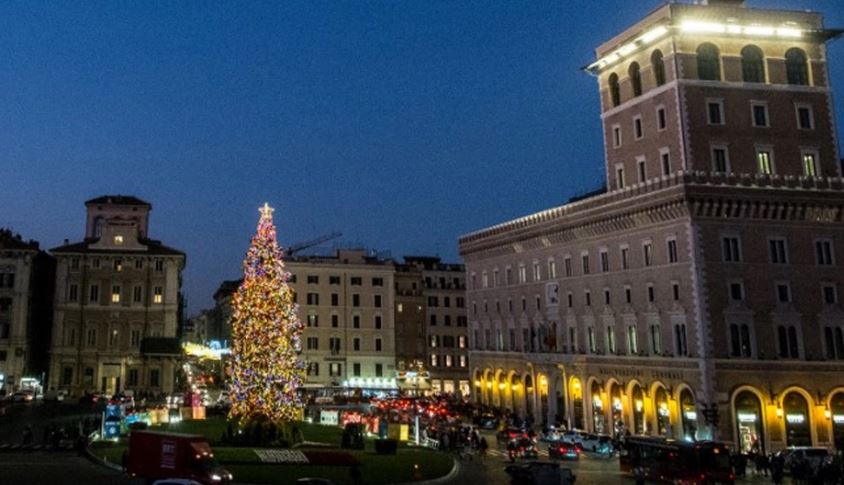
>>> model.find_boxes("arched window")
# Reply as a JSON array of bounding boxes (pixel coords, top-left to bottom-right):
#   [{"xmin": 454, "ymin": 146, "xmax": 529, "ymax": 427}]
[
  {"xmin": 697, "ymin": 43, "xmax": 721, "ymax": 81},
  {"xmin": 629, "ymin": 62, "xmax": 642, "ymax": 97},
  {"xmin": 785, "ymin": 48, "xmax": 809, "ymax": 85},
  {"xmin": 608, "ymin": 73, "xmax": 620, "ymax": 107},
  {"xmin": 652, "ymin": 49, "xmax": 666, "ymax": 86},
  {"xmin": 741, "ymin": 45, "xmax": 765, "ymax": 83}
]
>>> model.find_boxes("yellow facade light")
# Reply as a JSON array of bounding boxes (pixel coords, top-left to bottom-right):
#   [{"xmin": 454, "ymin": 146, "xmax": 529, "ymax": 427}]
[
  {"xmin": 511, "ymin": 383, "xmax": 520, "ymax": 393},
  {"xmin": 486, "ymin": 381, "xmax": 492, "ymax": 390},
  {"xmin": 474, "ymin": 379, "xmax": 481, "ymax": 388},
  {"xmin": 776, "ymin": 407, "xmax": 784, "ymax": 418},
  {"xmin": 498, "ymin": 382, "xmax": 506, "ymax": 391},
  {"xmin": 635, "ymin": 399, "xmax": 644, "ymax": 412},
  {"xmin": 825, "ymin": 409, "xmax": 832, "ymax": 420}
]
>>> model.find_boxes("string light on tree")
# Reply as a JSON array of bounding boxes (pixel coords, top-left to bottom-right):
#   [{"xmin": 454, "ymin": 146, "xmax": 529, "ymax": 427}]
[{"xmin": 227, "ymin": 202, "xmax": 305, "ymax": 423}]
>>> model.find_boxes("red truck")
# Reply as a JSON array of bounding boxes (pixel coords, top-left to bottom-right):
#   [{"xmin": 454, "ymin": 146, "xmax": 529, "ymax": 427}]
[{"xmin": 127, "ymin": 430, "xmax": 233, "ymax": 484}]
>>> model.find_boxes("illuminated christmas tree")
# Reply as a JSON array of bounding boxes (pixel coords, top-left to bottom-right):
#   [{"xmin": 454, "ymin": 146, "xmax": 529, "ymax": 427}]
[{"xmin": 228, "ymin": 203, "xmax": 305, "ymax": 423}]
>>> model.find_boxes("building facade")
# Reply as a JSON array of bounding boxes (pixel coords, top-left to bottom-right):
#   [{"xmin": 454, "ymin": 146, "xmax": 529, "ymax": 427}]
[
  {"xmin": 402, "ymin": 257, "xmax": 470, "ymax": 396},
  {"xmin": 281, "ymin": 250, "xmax": 395, "ymax": 390},
  {"xmin": 48, "ymin": 196, "xmax": 185, "ymax": 397},
  {"xmin": 461, "ymin": 0, "xmax": 844, "ymax": 453},
  {"xmin": 0, "ymin": 230, "xmax": 54, "ymax": 394}
]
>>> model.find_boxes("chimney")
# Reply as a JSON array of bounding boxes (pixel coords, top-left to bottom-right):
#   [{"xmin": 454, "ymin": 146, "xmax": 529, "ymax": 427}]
[{"xmin": 64, "ymin": 238, "xmax": 69, "ymax": 245}]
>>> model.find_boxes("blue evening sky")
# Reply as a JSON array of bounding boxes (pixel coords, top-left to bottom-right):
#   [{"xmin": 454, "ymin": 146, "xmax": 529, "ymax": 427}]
[{"xmin": 1, "ymin": 1, "xmax": 842, "ymax": 313}]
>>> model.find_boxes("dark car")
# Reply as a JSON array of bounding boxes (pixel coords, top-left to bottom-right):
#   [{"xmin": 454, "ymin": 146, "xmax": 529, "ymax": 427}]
[
  {"xmin": 548, "ymin": 441, "xmax": 580, "ymax": 460},
  {"xmin": 478, "ymin": 414, "xmax": 497, "ymax": 430},
  {"xmin": 497, "ymin": 427, "xmax": 525, "ymax": 444}
]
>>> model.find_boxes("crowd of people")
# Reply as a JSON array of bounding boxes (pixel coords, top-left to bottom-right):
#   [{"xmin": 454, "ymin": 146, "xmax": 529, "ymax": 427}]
[{"xmin": 731, "ymin": 449, "xmax": 844, "ymax": 484}]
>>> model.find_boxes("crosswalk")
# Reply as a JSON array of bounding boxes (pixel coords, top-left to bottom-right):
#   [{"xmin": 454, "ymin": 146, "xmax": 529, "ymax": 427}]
[{"xmin": 486, "ymin": 448, "xmax": 550, "ymax": 458}]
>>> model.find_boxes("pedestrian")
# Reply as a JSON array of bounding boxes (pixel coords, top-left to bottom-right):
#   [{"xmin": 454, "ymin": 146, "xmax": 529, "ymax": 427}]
[
  {"xmin": 479, "ymin": 436, "xmax": 488, "ymax": 460},
  {"xmin": 771, "ymin": 453, "xmax": 785, "ymax": 485}
]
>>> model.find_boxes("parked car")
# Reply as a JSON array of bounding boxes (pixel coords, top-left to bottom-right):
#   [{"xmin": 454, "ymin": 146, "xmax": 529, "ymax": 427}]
[
  {"xmin": 780, "ymin": 447, "xmax": 829, "ymax": 471},
  {"xmin": 579, "ymin": 433, "xmax": 612, "ymax": 452},
  {"xmin": 11, "ymin": 390, "xmax": 34, "ymax": 402},
  {"xmin": 44, "ymin": 389, "xmax": 68, "ymax": 402},
  {"xmin": 548, "ymin": 441, "xmax": 580, "ymax": 460}
]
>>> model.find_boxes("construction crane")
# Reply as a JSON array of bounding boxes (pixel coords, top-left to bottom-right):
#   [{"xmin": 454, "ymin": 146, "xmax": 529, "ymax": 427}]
[{"xmin": 286, "ymin": 232, "xmax": 342, "ymax": 256}]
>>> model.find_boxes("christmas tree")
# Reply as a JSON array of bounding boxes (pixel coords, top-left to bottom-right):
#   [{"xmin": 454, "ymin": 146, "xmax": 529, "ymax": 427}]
[{"xmin": 228, "ymin": 203, "xmax": 306, "ymax": 423}]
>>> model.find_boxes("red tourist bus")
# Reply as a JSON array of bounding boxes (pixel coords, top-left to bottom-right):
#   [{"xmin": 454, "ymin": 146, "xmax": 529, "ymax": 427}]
[{"xmin": 619, "ymin": 437, "xmax": 735, "ymax": 484}]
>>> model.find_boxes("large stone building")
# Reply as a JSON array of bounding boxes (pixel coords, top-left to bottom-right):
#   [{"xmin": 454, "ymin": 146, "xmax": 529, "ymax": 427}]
[
  {"xmin": 460, "ymin": 0, "xmax": 844, "ymax": 453},
  {"xmin": 0, "ymin": 230, "xmax": 54, "ymax": 394},
  {"xmin": 49, "ymin": 196, "xmax": 185, "ymax": 397}
]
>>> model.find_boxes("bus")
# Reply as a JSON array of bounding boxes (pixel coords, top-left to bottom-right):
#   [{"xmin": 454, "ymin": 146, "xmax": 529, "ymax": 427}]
[{"xmin": 619, "ymin": 437, "xmax": 735, "ymax": 484}]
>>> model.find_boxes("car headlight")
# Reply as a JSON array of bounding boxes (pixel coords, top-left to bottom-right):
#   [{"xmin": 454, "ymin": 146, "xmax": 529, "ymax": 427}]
[{"xmin": 211, "ymin": 474, "xmax": 222, "ymax": 481}]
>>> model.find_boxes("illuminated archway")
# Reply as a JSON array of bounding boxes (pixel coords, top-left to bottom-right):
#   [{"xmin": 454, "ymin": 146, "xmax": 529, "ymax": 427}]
[
  {"xmin": 524, "ymin": 374, "xmax": 535, "ymax": 420},
  {"xmin": 732, "ymin": 387, "xmax": 766, "ymax": 454},
  {"xmin": 570, "ymin": 377, "xmax": 584, "ymax": 430},
  {"xmin": 608, "ymin": 380, "xmax": 624, "ymax": 435},
  {"xmin": 828, "ymin": 390, "xmax": 844, "ymax": 450},
  {"xmin": 782, "ymin": 389, "xmax": 812, "ymax": 447},
  {"xmin": 653, "ymin": 384, "xmax": 671, "ymax": 436},
  {"xmin": 590, "ymin": 380, "xmax": 606, "ymax": 434},
  {"xmin": 679, "ymin": 388, "xmax": 697, "ymax": 441},
  {"xmin": 628, "ymin": 382, "xmax": 646, "ymax": 435}
]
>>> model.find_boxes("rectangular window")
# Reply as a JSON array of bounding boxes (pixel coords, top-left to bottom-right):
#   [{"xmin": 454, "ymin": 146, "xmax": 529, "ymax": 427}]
[
  {"xmin": 350, "ymin": 277, "xmax": 362, "ymax": 286},
  {"xmin": 823, "ymin": 284, "xmax": 838, "ymax": 305},
  {"xmin": 802, "ymin": 151, "xmax": 818, "ymax": 177},
  {"xmin": 372, "ymin": 277, "xmax": 384, "ymax": 286},
  {"xmin": 547, "ymin": 259, "xmax": 556, "ymax": 279},
  {"xmin": 353, "ymin": 315, "xmax": 360, "ymax": 328},
  {"xmin": 131, "ymin": 329, "xmax": 141, "ymax": 347},
  {"xmin": 307, "ymin": 314, "xmax": 318, "ymax": 327},
  {"xmin": 637, "ymin": 158, "xmax": 646, "ymax": 183},
  {"xmin": 307, "ymin": 337, "xmax": 319, "ymax": 350},
  {"xmin": 660, "ymin": 150, "xmax": 670, "ymax": 176},
  {"xmin": 674, "ymin": 324, "xmax": 688, "ymax": 356},
  {"xmin": 620, "ymin": 246, "xmax": 629, "ymax": 270},
  {"xmin": 128, "ymin": 369, "xmax": 138, "ymax": 387},
  {"xmin": 375, "ymin": 363, "xmax": 383, "ymax": 376},
  {"xmin": 153, "ymin": 286, "xmax": 163, "ymax": 303},
  {"xmin": 62, "ymin": 367, "xmax": 73, "ymax": 385},
  {"xmin": 612, "ymin": 125, "xmax": 621, "ymax": 148},
  {"xmin": 374, "ymin": 315, "xmax": 382, "ymax": 329},
  {"xmin": 667, "ymin": 239, "xmax": 678, "ymax": 263},
  {"xmin": 567, "ymin": 292, "xmax": 573, "ymax": 308},
  {"xmin": 752, "ymin": 103, "xmax": 769, "ymax": 127},
  {"xmin": 585, "ymin": 290, "xmax": 591, "ymax": 307},
  {"xmin": 307, "ymin": 275, "xmax": 319, "ymax": 284},
  {"xmin": 533, "ymin": 262, "xmax": 541, "ymax": 281},
  {"xmin": 352, "ymin": 294, "xmax": 360, "ymax": 307},
  {"xmin": 628, "ymin": 326, "xmax": 638, "ymax": 354},
  {"xmin": 133, "ymin": 286, "xmax": 142, "ymax": 303},
  {"xmin": 374, "ymin": 295, "xmax": 382, "ymax": 308},
  {"xmin": 86, "ymin": 328, "xmax": 97, "ymax": 347},
  {"xmin": 647, "ymin": 285, "xmax": 655, "ymax": 302},
  {"xmin": 154, "ymin": 260, "xmax": 164, "ymax": 272},
  {"xmin": 331, "ymin": 293, "xmax": 339, "ymax": 306},
  {"xmin": 109, "ymin": 328, "xmax": 118, "ymax": 346},
  {"xmin": 353, "ymin": 338, "xmax": 360, "ymax": 351},
  {"xmin": 756, "ymin": 148, "xmax": 773, "ymax": 174},
  {"xmin": 722, "ymin": 236, "xmax": 742, "ymax": 263},
  {"xmin": 796, "ymin": 105, "xmax": 814, "ymax": 130},
  {"xmin": 331, "ymin": 314, "xmax": 339, "ymax": 327},
  {"xmin": 600, "ymin": 250, "xmax": 609, "ymax": 272},
  {"xmin": 604, "ymin": 288, "xmax": 611, "ymax": 305},
  {"xmin": 729, "ymin": 282, "xmax": 744, "ymax": 301},
  {"xmin": 329, "ymin": 276, "xmax": 341, "ymax": 285},
  {"xmin": 816, "ymin": 240, "xmax": 835, "ymax": 265},
  {"xmin": 564, "ymin": 257, "xmax": 572, "ymax": 277},
  {"xmin": 375, "ymin": 338, "xmax": 382, "ymax": 352},
  {"xmin": 633, "ymin": 116, "xmax": 643, "ymax": 139},
  {"xmin": 643, "ymin": 242, "xmax": 653, "ymax": 267},
  {"xmin": 89, "ymin": 284, "xmax": 99, "ymax": 303},
  {"xmin": 777, "ymin": 283, "xmax": 791, "ymax": 303},
  {"xmin": 712, "ymin": 146, "xmax": 729, "ymax": 173},
  {"xmin": 656, "ymin": 107, "xmax": 666, "ymax": 131},
  {"xmin": 672, "ymin": 282, "xmax": 680, "ymax": 301},
  {"xmin": 729, "ymin": 324, "xmax": 753, "ymax": 358},
  {"xmin": 114, "ymin": 259, "xmax": 122, "ymax": 271},
  {"xmin": 650, "ymin": 325, "xmax": 661, "ymax": 354},
  {"xmin": 111, "ymin": 286, "xmax": 121, "ymax": 303},
  {"xmin": 430, "ymin": 354, "xmax": 438, "ymax": 367},
  {"xmin": 769, "ymin": 239, "xmax": 788, "ymax": 264},
  {"xmin": 71, "ymin": 258, "xmax": 80, "ymax": 270},
  {"xmin": 353, "ymin": 363, "xmax": 361, "ymax": 377},
  {"xmin": 581, "ymin": 254, "xmax": 590, "ymax": 275},
  {"xmin": 134, "ymin": 259, "xmax": 143, "ymax": 270},
  {"xmin": 587, "ymin": 327, "xmax": 596, "ymax": 353},
  {"xmin": 607, "ymin": 326, "xmax": 616, "ymax": 353},
  {"xmin": 707, "ymin": 100, "xmax": 724, "ymax": 125},
  {"xmin": 306, "ymin": 293, "xmax": 319, "ymax": 305},
  {"xmin": 615, "ymin": 165, "xmax": 625, "ymax": 190},
  {"xmin": 68, "ymin": 284, "xmax": 79, "ymax": 302},
  {"xmin": 625, "ymin": 286, "xmax": 632, "ymax": 304}
]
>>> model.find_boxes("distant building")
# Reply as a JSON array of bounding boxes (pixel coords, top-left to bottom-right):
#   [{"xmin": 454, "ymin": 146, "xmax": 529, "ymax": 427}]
[
  {"xmin": 49, "ymin": 196, "xmax": 185, "ymax": 396},
  {"xmin": 0, "ymin": 229, "xmax": 54, "ymax": 394},
  {"xmin": 461, "ymin": 0, "xmax": 844, "ymax": 453},
  {"xmin": 400, "ymin": 257, "xmax": 469, "ymax": 396}
]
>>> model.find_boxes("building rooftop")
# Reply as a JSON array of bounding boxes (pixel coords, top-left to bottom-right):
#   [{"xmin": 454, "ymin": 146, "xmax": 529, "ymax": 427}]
[
  {"xmin": 50, "ymin": 237, "xmax": 184, "ymax": 256},
  {"xmin": 0, "ymin": 229, "xmax": 40, "ymax": 252},
  {"xmin": 85, "ymin": 195, "xmax": 151, "ymax": 207}
]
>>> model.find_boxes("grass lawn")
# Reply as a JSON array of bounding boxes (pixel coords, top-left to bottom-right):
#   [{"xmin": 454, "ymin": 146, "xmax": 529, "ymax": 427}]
[{"xmin": 90, "ymin": 417, "xmax": 454, "ymax": 484}]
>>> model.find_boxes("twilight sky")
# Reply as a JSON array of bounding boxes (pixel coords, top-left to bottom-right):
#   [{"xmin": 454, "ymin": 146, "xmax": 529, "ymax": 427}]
[{"xmin": 1, "ymin": 0, "xmax": 842, "ymax": 314}]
